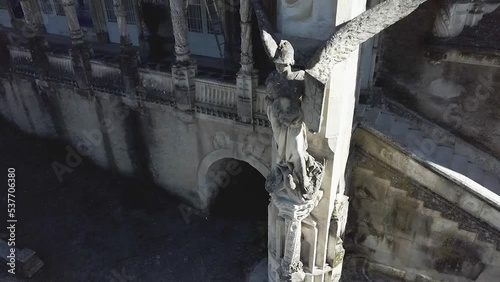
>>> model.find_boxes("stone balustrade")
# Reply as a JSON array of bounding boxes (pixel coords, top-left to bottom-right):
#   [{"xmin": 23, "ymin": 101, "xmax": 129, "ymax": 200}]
[
  {"xmin": 140, "ymin": 69, "xmax": 173, "ymax": 94},
  {"xmin": 255, "ymin": 87, "xmax": 268, "ymax": 117},
  {"xmin": 8, "ymin": 47, "xmax": 33, "ymax": 74},
  {"xmin": 194, "ymin": 78, "xmax": 238, "ymax": 112},
  {"xmin": 6, "ymin": 45, "xmax": 268, "ymax": 126},
  {"xmin": 48, "ymin": 54, "xmax": 74, "ymax": 81}
]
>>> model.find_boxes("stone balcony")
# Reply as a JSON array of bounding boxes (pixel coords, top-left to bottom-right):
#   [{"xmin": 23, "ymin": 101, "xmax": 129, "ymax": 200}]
[{"xmin": 6, "ymin": 45, "xmax": 270, "ymax": 127}]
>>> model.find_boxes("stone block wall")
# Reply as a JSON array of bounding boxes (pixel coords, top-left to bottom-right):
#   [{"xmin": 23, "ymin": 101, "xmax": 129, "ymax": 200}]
[
  {"xmin": 376, "ymin": 1, "xmax": 500, "ymax": 158},
  {"xmin": 0, "ymin": 74, "xmax": 273, "ymax": 211},
  {"xmin": 345, "ymin": 152, "xmax": 500, "ymax": 281}
]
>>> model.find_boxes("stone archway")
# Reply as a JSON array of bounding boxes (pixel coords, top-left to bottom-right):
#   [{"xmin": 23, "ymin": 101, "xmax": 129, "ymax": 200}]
[
  {"xmin": 197, "ymin": 148, "xmax": 270, "ymax": 210},
  {"xmin": 208, "ymin": 158, "xmax": 268, "ymax": 220}
]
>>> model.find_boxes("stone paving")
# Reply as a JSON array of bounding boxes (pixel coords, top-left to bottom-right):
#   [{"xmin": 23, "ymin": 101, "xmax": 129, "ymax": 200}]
[{"xmin": 0, "ymin": 118, "xmax": 266, "ymax": 282}]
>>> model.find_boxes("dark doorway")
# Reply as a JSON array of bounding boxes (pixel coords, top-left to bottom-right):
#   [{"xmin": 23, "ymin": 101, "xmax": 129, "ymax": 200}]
[
  {"xmin": 210, "ymin": 159, "xmax": 268, "ymax": 221},
  {"xmin": 207, "ymin": 158, "xmax": 269, "ymax": 259}
]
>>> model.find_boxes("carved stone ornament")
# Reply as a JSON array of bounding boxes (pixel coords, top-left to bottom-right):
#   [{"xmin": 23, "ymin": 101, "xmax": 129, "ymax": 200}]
[
  {"xmin": 264, "ymin": 40, "xmax": 325, "ymax": 281},
  {"xmin": 249, "ymin": 0, "xmax": 433, "ymax": 280}
]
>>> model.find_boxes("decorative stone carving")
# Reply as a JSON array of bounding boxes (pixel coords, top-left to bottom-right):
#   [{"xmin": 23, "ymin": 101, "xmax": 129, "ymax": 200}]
[
  {"xmin": 262, "ymin": 39, "xmax": 325, "ymax": 281},
  {"xmin": 113, "ymin": 0, "xmax": 142, "ymax": 106},
  {"xmin": 250, "ymin": 0, "xmax": 431, "ymax": 281},
  {"xmin": 172, "ymin": 63, "xmax": 197, "ymax": 111},
  {"xmin": 61, "ymin": 0, "xmax": 84, "ymax": 44},
  {"xmin": 169, "ymin": 0, "xmax": 197, "ymax": 111},
  {"xmin": 18, "ymin": 0, "xmax": 49, "ymax": 77},
  {"xmin": 70, "ymin": 43, "xmax": 93, "ymax": 95},
  {"xmin": 169, "ymin": 0, "xmax": 190, "ymax": 63},
  {"xmin": 61, "ymin": 0, "xmax": 94, "ymax": 93},
  {"xmin": 237, "ymin": 0, "xmax": 259, "ymax": 123},
  {"xmin": 433, "ymin": 0, "xmax": 500, "ymax": 38}
]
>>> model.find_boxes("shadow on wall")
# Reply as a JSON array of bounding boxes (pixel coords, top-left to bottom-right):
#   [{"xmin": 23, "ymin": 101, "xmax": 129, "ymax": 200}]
[{"xmin": 142, "ymin": 2, "xmax": 173, "ymax": 62}]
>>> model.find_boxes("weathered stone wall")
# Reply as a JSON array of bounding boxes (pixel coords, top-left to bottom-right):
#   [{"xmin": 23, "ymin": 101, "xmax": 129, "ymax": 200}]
[
  {"xmin": 377, "ymin": 1, "xmax": 500, "ymax": 158},
  {"xmin": 345, "ymin": 145, "xmax": 500, "ymax": 281},
  {"xmin": 0, "ymin": 74, "xmax": 273, "ymax": 211}
]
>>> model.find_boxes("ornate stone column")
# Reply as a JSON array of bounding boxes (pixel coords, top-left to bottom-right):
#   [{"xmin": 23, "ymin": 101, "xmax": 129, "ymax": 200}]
[
  {"xmin": 88, "ymin": 0, "xmax": 110, "ymax": 43},
  {"xmin": 113, "ymin": 0, "xmax": 142, "ymax": 106},
  {"xmin": 19, "ymin": 0, "xmax": 49, "ymax": 76},
  {"xmin": 270, "ymin": 191, "xmax": 323, "ymax": 281},
  {"xmin": 169, "ymin": 0, "xmax": 197, "ymax": 111},
  {"xmin": 61, "ymin": 0, "xmax": 93, "ymax": 95},
  {"xmin": 131, "ymin": 0, "xmax": 148, "ymax": 52},
  {"xmin": 236, "ymin": 0, "xmax": 259, "ymax": 123}
]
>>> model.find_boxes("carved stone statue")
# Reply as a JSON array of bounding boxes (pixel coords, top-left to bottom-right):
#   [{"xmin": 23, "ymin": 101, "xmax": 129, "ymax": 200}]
[
  {"xmin": 250, "ymin": 0, "xmax": 430, "ymax": 281},
  {"xmin": 265, "ymin": 40, "xmax": 324, "ymax": 203}
]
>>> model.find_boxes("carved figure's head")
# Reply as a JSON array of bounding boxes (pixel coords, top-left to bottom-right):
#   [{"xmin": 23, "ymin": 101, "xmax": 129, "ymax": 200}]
[{"xmin": 273, "ymin": 40, "xmax": 295, "ymax": 67}]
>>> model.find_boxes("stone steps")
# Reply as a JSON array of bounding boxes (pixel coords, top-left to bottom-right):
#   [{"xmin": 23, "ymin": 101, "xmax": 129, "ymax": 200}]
[
  {"xmin": 356, "ymin": 104, "xmax": 500, "ymax": 196},
  {"xmin": 353, "ymin": 166, "xmax": 498, "ymax": 250}
]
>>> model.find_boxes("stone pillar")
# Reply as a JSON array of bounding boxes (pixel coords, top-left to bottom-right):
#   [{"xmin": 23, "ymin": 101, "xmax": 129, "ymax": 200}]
[
  {"xmin": 236, "ymin": 0, "xmax": 258, "ymax": 123},
  {"xmin": 113, "ymin": 0, "xmax": 141, "ymax": 106},
  {"xmin": 131, "ymin": 0, "xmax": 148, "ymax": 52},
  {"xmin": 19, "ymin": 0, "xmax": 49, "ymax": 76},
  {"xmin": 88, "ymin": 0, "xmax": 110, "ymax": 43},
  {"xmin": 169, "ymin": 0, "xmax": 197, "ymax": 111},
  {"xmin": 61, "ymin": 0, "xmax": 93, "ymax": 94}
]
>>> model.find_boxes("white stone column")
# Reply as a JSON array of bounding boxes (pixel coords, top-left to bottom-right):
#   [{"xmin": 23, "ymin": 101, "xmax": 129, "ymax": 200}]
[
  {"xmin": 18, "ymin": 0, "xmax": 49, "ymax": 76},
  {"xmin": 169, "ymin": 0, "xmax": 197, "ymax": 111},
  {"xmin": 88, "ymin": 0, "xmax": 110, "ymax": 43},
  {"xmin": 308, "ymin": 2, "xmax": 367, "ymax": 280},
  {"xmin": 19, "ymin": 0, "xmax": 41, "ymax": 35},
  {"xmin": 113, "ymin": 0, "xmax": 129, "ymax": 43},
  {"xmin": 114, "ymin": 0, "xmax": 141, "ymax": 106},
  {"xmin": 62, "ymin": 0, "xmax": 93, "ymax": 95},
  {"xmin": 236, "ymin": 0, "xmax": 258, "ymax": 123},
  {"xmin": 169, "ymin": 0, "xmax": 190, "ymax": 63},
  {"xmin": 61, "ymin": 0, "xmax": 84, "ymax": 44}
]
